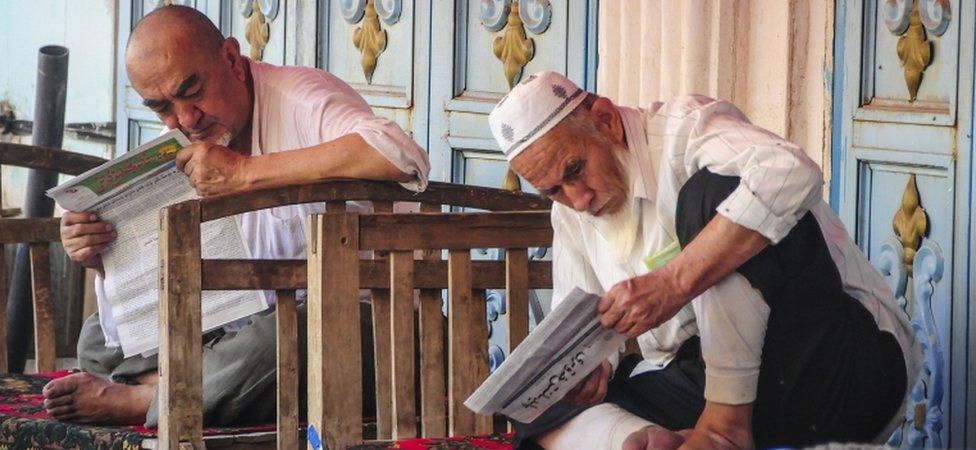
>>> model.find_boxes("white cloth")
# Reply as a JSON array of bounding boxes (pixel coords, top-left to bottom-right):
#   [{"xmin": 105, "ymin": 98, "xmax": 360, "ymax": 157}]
[
  {"xmin": 536, "ymin": 403, "xmax": 653, "ymax": 450},
  {"xmin": 96, "ymin": 60, "xmax": 431, "ymax": 346},
  {"xmin": 488, "ymin": 70, "xmax": 587, "ymax": 161},
  {"xmin": 551, "ymin": 95, "xmax": 921, "ymax": 407}
]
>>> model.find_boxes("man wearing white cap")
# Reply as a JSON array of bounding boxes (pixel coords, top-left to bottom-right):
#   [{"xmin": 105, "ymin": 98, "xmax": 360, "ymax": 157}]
[{"xmin": 488, "ymin": 71, "xmax": 919, "ymax": 449}]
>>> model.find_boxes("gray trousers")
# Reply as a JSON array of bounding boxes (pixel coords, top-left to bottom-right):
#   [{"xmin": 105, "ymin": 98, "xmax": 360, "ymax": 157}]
[{"xmin": 77, "ymin": 305, "xmax": 308, "ymax": 427}]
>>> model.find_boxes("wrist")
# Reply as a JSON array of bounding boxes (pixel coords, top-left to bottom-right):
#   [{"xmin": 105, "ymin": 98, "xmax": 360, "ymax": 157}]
[
  {"xmin": 695, "ymin": 402, "xmax": 754, "ymax": 450},
  {"xmin": 659, "ymin": 259, "xmax": 697, "ymax": 301},
  {"xmin": 239, "ymin": 154, "xmax": 262, "ymax": 191}
]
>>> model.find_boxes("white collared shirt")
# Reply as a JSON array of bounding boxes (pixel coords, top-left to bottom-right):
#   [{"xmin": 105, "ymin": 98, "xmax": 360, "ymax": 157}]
[
  {"xmin": 551, "ymin": 94, "xmax": 920, "ymax": 406},
  {"xmin": 96, "ymin": 60, "xmax": 431, "ymax": 347}
]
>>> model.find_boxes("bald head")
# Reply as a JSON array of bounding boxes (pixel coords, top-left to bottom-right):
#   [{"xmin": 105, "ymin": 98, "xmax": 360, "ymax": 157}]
[{"xmin": 126, "ymin": 5, "xmax": 224, "ymax": 67}]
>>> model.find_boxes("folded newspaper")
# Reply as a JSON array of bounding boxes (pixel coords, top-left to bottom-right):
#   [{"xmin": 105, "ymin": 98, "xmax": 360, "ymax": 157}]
[
  {"xmin": 47, "ymin": 130, "xmax": 268, "ymax": 357},
  {"xmin": 465, "ymin": 288, "xmax": 628, "ymax": 423}
]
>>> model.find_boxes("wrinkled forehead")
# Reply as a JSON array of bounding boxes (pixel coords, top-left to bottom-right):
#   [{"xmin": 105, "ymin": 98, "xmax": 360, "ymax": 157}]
[
  {"xmin": 511, "ymin": 124, "xmax": 578, "ymax": 183},
  {"xmin": 126, "ymin": 37, "xmax": 207, "ymax": 95}
]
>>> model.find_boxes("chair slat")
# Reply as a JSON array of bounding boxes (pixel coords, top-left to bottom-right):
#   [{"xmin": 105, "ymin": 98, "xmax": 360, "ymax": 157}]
[
  {"xmin": 505, "ymin": 249, "xmax": 530, "ymax": 352},
  {"xmin": 0, "ymin": 243, "xmax": 7, "ymax": 372},
  {"xmin": 390, "ymin": 250, "xmax": 417, "ymax": 439},
  {"xmin": 158, "ymin": 201, "xmax": 204, "ymax": 449},
  {"xmin": 326, "ymin": 201, "xmax": 345, "ymax": 213},
  {"xmin": 0, "ymin": 218, "xmax": 60, "ymax": 244},
  {"xmin": 448, "ymin": 250, "xmax": 491, "ymax": 436},
  {"xmin": 275, "ymin": 290, "xmax": 299, "ymax": 450},
  {"xmin": 0, "ymin": 142, "xmax": 106, "ymax": 175},
  {"xmin": 371, "ymin": 200, "xmax": 393, "ymax": 440},
  {"xmin": 504, "ymin": 249, "xmax": 530, "ymax": 433},
  {"xmin": 359, "ymin": 212, "xmax": 552, "ymax": 251},
  {"xmin": 197, "ymin": 180, "xmax": 549, "ymax": 221},
  {"xmin": 418, "ymin": 202, "xmax": 446, "ymax": 438},
  {"xmin": 199, "ymin": 258, "xmax": 553, "ymax": 291},
  {"xmin": 28, "ymin": 243, "xmax": 56, "ymax": 373},
  {"xmin": 308, "ymin": 213, "xmax": 362, "ymax": 449}
]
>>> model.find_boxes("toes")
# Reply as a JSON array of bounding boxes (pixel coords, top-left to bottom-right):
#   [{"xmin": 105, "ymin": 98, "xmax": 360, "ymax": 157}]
[
  {"xmin": 43, "ymin": 378, "xmax": 79, "ymax": 398},
  {"xmin": 43, "ymin": 395, "xmax": 74, "ymax": 409},
  {"xmin": 46, "ymin": 405, "xmax": 77, "ymax": 419}
]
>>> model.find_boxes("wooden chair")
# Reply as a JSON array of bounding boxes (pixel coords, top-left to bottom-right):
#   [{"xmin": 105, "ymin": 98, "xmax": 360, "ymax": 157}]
[
  {"xmin": 305, "ymin": 206, "xmax": 553, "ymax": 449},
  {"xmin": 157, "ymin": 180, "xmax": 550, "ymax": 449},
  {"xmin": 0, "ymin": 142, "xmax": 105, "ymax": 373}
]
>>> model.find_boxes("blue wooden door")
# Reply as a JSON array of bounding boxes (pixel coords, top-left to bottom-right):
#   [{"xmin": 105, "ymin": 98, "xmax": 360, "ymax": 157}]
[{"xmin": 834, "ymin": 0, "xmax": 973, "ymax": 447}]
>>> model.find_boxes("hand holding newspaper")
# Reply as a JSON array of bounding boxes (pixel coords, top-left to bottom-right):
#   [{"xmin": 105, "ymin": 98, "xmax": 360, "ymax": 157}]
[
  {"xmin": 465, "ymin": 288, "xmax": 628, "ymax": 424},
  {"xmin": 47, "ymin": 131, "xmax": 268, "ymax": 357}
]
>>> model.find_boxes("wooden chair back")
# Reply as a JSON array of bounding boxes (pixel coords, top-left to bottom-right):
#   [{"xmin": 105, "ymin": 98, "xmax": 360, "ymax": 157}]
[
  {"xmin": 0, "ymin": 143, "xmax": 105, "ymax": 373},
  {"xmin": 158, "ymin": 181, "xmax": 550, "ymax": 449},
  {"xmin": 307, "ymin": 208, "xmax": 553, "ymax": 449}
]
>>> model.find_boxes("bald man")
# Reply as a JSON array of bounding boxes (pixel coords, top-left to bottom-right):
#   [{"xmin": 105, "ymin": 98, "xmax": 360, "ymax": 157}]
[{"xmin": 44, "ymin": 5, "xmax": 429, "ymax": 426}]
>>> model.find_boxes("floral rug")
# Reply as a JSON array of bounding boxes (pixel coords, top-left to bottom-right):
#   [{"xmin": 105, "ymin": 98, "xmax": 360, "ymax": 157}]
[
  {"xmin": 0, "ymin": 371, "xmax": 275, "ymax": 450},
  {"xmin": 349, "ymin": 434, "xmax": 513, "ymax": 449},
  {"xmin": 0, "ymin": 372, "xmax": 513, "ymax": 449}
]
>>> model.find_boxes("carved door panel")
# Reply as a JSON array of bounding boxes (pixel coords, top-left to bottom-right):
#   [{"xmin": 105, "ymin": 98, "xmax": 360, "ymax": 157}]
[
  {"xmin": 115, "ymin": 0, "xmax": 227, "ymax": 153},
  {"xmin": 317, "ymin": 0, "xmax": 423, "ymax": 139},
  {"xmin": 836, "ymin": 0, "xmax": 973, "ymax": 447},
  {"xmin": 227, "ymin": 0, "xmax": 292, "ymax": 67},
  {"xmin": 428, "ymin": 0, "xmax": 598, "ymax": 188}
]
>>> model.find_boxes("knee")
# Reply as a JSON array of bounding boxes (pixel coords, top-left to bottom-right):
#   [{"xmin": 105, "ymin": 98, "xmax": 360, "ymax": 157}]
[
  {"xmin": 675, "ymin": 170, "xmax": 741, "ymax": 247},
  {"xmin": 76, "ymin": 314, "xmax": 106, "ymax": 356}
]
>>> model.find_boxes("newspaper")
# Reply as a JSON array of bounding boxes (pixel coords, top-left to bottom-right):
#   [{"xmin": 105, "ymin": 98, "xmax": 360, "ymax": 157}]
[
  {"xmin": 47, "ymin": 130, "xmax": 269, "ymax": 357},
  {"xmin": 465, "ymin": 288, "xmax": 628, "ymax": 423}
]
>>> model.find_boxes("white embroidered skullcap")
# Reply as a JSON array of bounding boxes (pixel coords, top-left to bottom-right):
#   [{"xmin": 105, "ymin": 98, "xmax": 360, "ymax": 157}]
[{"xmin": 488, "ymin": 70, "xmax": 587, "ymax": 162}]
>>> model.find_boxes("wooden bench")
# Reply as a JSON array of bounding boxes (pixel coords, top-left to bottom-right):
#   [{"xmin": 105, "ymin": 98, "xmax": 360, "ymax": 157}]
[
  {"xmin": 158, "ymin": 181, "xmax": 551, "ymax": 449},
  {"xmin": 0, "ymin": 142, "xmax": 105, "ymax": 373}
]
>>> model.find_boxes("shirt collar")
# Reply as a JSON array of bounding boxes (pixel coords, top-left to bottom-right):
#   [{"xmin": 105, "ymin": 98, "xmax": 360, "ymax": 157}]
[{"xmin": 617, "ymin": 105, "xmax": 657, "ymax": 203}]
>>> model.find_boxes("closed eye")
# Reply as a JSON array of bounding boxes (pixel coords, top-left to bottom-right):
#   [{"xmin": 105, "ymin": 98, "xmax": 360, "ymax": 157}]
[
  {"xmin": 562, "ymin": 158, "xmax": 585, "ymax": 181},
  {"xmin": 540, "ymin": 158, "xmax": 585, "ymax": 198}
]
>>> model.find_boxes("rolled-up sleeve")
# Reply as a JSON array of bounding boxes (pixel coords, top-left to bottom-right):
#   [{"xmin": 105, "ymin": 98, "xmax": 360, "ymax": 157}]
[
  {"xmin": 308, "ymin": 86, "xmax": 430, "ymax": 192},
  {"xmin": 676, "ymin": 97, "xmax": 824, "ymax": 244}
]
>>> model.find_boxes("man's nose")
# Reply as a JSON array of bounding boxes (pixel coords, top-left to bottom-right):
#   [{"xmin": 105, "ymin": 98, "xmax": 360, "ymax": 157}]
[
  {"xmin": 174, "ymin": 102, "xmax": 202, "ymax": 131},
  {"xmin": 563, "ymin": 184, "xmax": 593, "ymax": 213}
]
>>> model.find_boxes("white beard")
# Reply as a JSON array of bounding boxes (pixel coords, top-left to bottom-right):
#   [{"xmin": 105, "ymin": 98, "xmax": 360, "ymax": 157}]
[
  {"xmin": 214, "ymin": 131, "xmax": 233, "ymax": 147},
  {"xmin": 592, "ymin": 197, "xmax": 642, "ymax": 268}
]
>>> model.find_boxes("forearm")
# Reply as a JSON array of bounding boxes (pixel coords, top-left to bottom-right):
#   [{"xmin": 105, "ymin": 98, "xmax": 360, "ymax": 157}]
[
  {"xmin": 663, "ymin": 214, "xmax": 769, "ymax": 301},
  {"xmin": 243, "ymin": 133, "xmax": 412, "ymax": 190}
]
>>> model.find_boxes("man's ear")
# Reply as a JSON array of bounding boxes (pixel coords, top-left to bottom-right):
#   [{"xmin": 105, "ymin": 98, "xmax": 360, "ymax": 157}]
[
  {"xmin": 222, "ymin": 37, "xmax": 246, "ymax": 82},
  {"xmin": 590, "ymin": 96, "xmax": 624, "ymax": 142}
]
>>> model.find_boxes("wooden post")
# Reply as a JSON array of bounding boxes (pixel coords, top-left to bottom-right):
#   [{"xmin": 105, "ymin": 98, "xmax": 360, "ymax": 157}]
[
  {"xmin": 448, "ymin": 249, "xmax": 491, "ymax": 436},
  {"xmin": 275, "ymin": 290, "xmax": 299, "ymax": 450},
  {"xmin": 0, "ymin": 243, "xmax": 7, "ymax": 372},
  {"xmin": 390, "ymin": 250, "xmax": 417, "ymax": 438},
  {"xmin": 371, "ymin": 201, "xmax": 393, "ymax": 439},
  {"xmin": 307, "ymin": 213, "xmax": 362, "ymax": 449},
  {"xmin": 504, "ymin": 248, "xmax": 530, "ymax": 433},
  {"xmin": 505, "ymin": 248, "xmax": 530, "ymax": 355},
  {"xmin": 28, "ymin": 242, "xmax": 55, "ymax": 373},
  {"xmin": 418, "ymin": 202, "xmax": 446, "ymax": 437},
  {"xmin": 159, "ymin": 201, "xmax": 204, "ymax": 450}
]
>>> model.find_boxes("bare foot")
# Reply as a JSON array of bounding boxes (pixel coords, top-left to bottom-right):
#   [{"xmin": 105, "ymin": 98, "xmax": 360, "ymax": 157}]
[
  {"xmin": 622, "ymin": 425, "xmax": 691, "ymax": 450},
  {"xmin": 42, "ymin": 372, "xmax": 156, "ymax": 425}
]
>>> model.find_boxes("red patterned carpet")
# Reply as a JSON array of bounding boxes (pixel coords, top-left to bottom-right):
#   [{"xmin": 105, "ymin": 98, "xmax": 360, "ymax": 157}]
[{"xmin": 0, "ymin": 371, "xmax": 512, "ymax": 449}]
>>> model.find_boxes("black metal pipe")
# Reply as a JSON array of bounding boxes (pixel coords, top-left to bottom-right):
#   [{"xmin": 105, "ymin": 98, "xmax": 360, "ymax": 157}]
[{"xmin": 6, "ymin": 45, "xmax": 69, "ymax": 373}]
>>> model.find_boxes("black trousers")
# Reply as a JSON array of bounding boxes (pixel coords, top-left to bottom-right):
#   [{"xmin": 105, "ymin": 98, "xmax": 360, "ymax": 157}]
[{"xmin": 513, "ymin": 170, "xmax": 906, "ymax": 448}]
